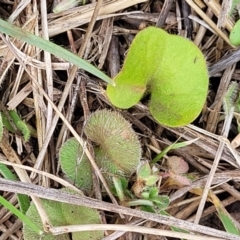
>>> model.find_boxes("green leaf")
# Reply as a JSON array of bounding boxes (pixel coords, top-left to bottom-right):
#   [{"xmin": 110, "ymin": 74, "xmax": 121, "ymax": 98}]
[
  {"xmin": 107, "ymin": 27, "xmax": 208, "ymax": 127},
  {"xmin": 151, "ymin": 195, "xmax": 170, "ymax": 209},
  {"xmin": 127, "ymin": 199, "xmax": 154, "ymax": 207},
  {"xmin": 112, "ymin": 176, "xmax": 126, "ymax": 202},
  {"xmin": 141, "ymin": 191, "xmax": 150, "ymax": 199},
  {"xmin": 84, "ymin": 110, "xmax": 141, "ymax": 178},
  {"xmin": 0, "ymin": 163, "xmax": 30, "ymax": 214},
  {"xmin": 59, "ymin": 110, "xmax": 141, "ymax": 191},
  {"xmin": 210, "ymin": 192, "xmax": 240, "ymax": 235},
  {"xmin": 1, "ymin": 113, "xmax": 14, "ymax": 133},
  {"xmin": 0, "ymin": 19, "xmax": 114, "ymax": 85},
  {"xmin": 23, "ymin": 194, "xmax": 103, "ymax": 240},
  {"xmin": 230, "ymin": 19, "xmax": 240, "ymax": 46},
  {"xmin": 144, "ymin": 175, "xmax": 159, "ymax": 186},
  {"xmin": 140, "ymin": 205, "xmax": 155, "ymax": 213},
  {"xmin": 137, "ymin": 162, "xmax": 151, "ymax": 179},
  {"xmin": 218, "ymin": 209, "xmax": 240, "ymax": 235},
  {"xmin": 0, "ymin": 195, "xmax": 42, "ymax": 236},
  {"xmin": 149, "ymin": 187, "xmax": 159, "ymax": 199},
  {"xmin": 59, "ymin": 138, "xmax": 93, "ymax": 192}
]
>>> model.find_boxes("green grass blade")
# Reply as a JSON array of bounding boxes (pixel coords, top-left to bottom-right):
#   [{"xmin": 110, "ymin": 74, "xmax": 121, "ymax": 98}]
[
  {"xmin": 0, "ymin": 18, "xmax": 114, "ymax": 85},
  {"xmin": 218, "ymin": 209, "xmax": 240, "ymax": 235},
  {"xmin": 0, "ymin": 163, "xmax": 30, "ymax": 213},
  {"xmin": 151, "ymin": 138, "xmax": 199, "ymax": 164},
  {"xmin": 0, "ymin": 195, "xmax": 42, "ymax": 235},
  {"xmin": 210, "ymin": 192, "xmax": 240, "ymax": 235}
]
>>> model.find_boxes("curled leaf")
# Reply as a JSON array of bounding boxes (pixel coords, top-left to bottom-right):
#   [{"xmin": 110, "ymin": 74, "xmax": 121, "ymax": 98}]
[{"xmin": 107, "ymin": 27, "xmax": 208, "ymax": 127}]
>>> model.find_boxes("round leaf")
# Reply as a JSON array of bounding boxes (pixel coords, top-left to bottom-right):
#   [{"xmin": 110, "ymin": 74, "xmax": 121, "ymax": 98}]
[
  {"xmin": 59, "ymin": 138, "xmax": 92, "ymax": 192},
  {"xmin": 107, "ymin": 27, "xmax": 209, "ymax": 127}
]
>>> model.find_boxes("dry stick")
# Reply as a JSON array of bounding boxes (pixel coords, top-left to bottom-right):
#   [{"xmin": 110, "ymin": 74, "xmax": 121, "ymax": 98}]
[
  {"xmin": 0, "ymin": 178, "xmax": 239, "ymax": 240},
  {"xmin": 102, "ymin": 219, "xmax": 146, "ymax": 240},
  {"xmin": 194, "ymin": 106, "xmax": 235, "ymax": 224},
  {"xmin": 30, "ymin": 0, "xmax": 46, "ymax": 157},
  {"xmin": 8, "ymin": 0, "xmax": 31, "ymax": 23},
  {"xmin": 55, "ymin": 29, "xmax": 78, "ymax": 150},
  {"xmin": 50, "ymin": 224, "xmax": 224, "ymax": 240},
  {"xmin": 0, "ymin": 218, "xmax": 23, "ymax": 240},
  {"xmin": 205, "ymin": 0, "xmax": 234, "ymax": 31},
  {"xmin": 217, "ymin": 0, "xmax": 231, "ymax": 28},
  {"xmin": 184, "ymin": 0, "xmax": 233, "ymax": 47},
  {"xmin": 187, "ymin": 196, "xmax": 237, "ymax": 222},
  {"xmin": 176, "ymin": 1, "xmax": 182, "ymax": 31},
  {"xmin": 156, "ymin": 0, "xmax": 174, "ymax": 27},
  {"xmin": 194, "ymin": 8, "xmax": 214, "ymax": 46},
  {"xmin": 206, "ymin": 65, "xmax": 236, "ymax": 133},
  {"xmin": 40, "ymin": 0, "xmax": 53, "ymax": 189},
  {"xmin": 40, "ymin": 0, "xmax": 53, "ymax": 132},
  {"xmin": 181, "ymin": 0, "xmax": 192, "ymax": 37},
  {"xmin": 48, "ymin": 0, "xmax": 148, "ymax": 37},
  {"xmin": 55, "ymin": 76, "xmax": 81, "ymax": 151},
  {"xmin": 209, "ymin": 49, "xmax": 240, "ymax": 77}
]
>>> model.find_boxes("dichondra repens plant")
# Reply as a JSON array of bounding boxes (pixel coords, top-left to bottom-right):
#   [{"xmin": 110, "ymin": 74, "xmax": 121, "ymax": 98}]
[
  {"xmin": 59, "ymin": 109, "xmax": 141, "ymax": 192},
  {"xmin": 107, "ymin": 27, "xmax": 209, "ymax": 127}
]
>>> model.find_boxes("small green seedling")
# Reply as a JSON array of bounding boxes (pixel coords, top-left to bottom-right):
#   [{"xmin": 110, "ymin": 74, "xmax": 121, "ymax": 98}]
[
  {"xmin": 59, "ymin": 110, "xmax": 141, "ymax": 192},
  {"xmin": 1, "ymin": 110, "xmax": 35, "ymax": 142},
  {"xmin": 111, "ymin": 162, "xmax": 169, "ymax": 213},
  {"xmin": 107, "ymin": 27, "xmax": 209, "ymax": 127},
  {"xmin": 23, "ymin": 189, "xmax": 103, "ymax": 240}
]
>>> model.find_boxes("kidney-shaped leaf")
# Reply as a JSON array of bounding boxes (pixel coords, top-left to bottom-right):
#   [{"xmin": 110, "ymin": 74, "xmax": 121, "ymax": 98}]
[{"xmin": 107, "ymin": 27, "xmax": 209, "ymax": 127}]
